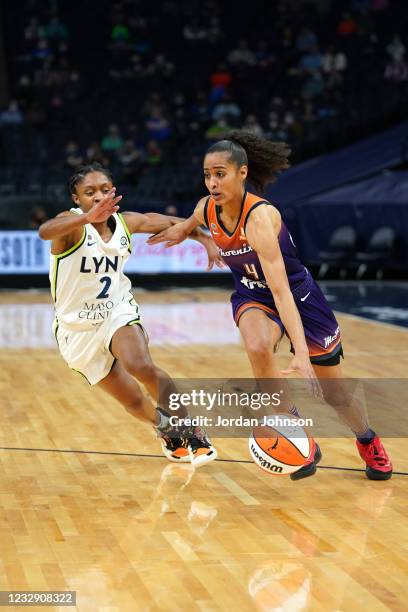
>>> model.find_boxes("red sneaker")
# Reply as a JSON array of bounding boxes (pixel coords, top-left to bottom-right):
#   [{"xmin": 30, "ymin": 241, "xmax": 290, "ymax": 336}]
[
  {"xmin": 356, "ymin": 436, "xmax": 393, "ymax": 480},
  {"xmin": 290, "ymin": 442, "xmax": 322, "ymax": 481}
]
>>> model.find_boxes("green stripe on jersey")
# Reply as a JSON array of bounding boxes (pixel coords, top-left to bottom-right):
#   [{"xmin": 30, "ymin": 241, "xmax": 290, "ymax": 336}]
[
  {"xmin": 117, "ymin": 213, "xmax": 132, "ymax": 252},
  {"xmin": 71, "ymin": 367, "xmax": 91, "ymax": 384}
]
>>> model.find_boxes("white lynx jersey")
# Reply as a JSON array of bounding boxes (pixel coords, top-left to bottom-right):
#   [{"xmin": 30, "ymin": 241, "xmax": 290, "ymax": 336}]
[{"xmin": 49, "ymin": 209, "xmax": 134, "ymax": 330}]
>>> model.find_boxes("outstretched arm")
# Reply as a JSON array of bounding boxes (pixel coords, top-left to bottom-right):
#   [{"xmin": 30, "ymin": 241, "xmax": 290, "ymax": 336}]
[
  {"xmin": 39, "ymin": 187, "xmax": 122, "ymax": 254},
  {"xmin": 39, "ymin": 188, "xmax": 122, "ymax": 241},
  {"xmin": 145, "ymin": 196, "xmax": 207, "ymax": 247},
  {"xmin": 122, "ymin": 211, "xmax": 197, "ymax": 235},
  {"xmin": 123, "ymin": 202, "xmax": 223, "ymax": 270},
  {"xmin": 245, "ymin": 204, "xmax": 321, "ymax": 397}
]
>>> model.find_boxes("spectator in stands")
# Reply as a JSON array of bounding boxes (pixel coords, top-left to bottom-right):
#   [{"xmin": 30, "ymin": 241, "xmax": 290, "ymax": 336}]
[
  {"xmin": 0, "ymin": 100, "xmax": 24, "ymax": 125},
  {"xmin": 26, "ymin": 101, "xmax": 47, "ymax": 136},
  {"xmin": 0, "ymin": 100, "xmax": 25, "ymax": 163},
  {"xmin": 254, "ymin": 40, "xmax": 276, "ymax": 70},
  {"xmin": 45, "ymin": 16, "xmax": 68, "ymax": 39},
  {"xmin": 130, "ymin": 53, "xmax": 145, "ymax": 78},
  {"xmin": 322, "ymin": 46, "xmax": 347, "ymax": 73},
  {"xmin": 212, "ymin": 93, "xmax": 242, "ymax": 123},
  {"xmin": 55, "ymin": 40, "xmax": 69, "ymax": 61},
  {"xmin": 281, "ymin": 27, "xmax": 294, "ymax": 52},
  {"xmin": 146, "ymin": 139, "xmax": 163, "ymax": 165},
  {"xmin": 16, "ymin": 75, "xmax": 33, "ymax": 109},
  {"xmin": 29, "ymin": 205, "xmax": 48, "ymax": 229},
  {"xmin": 101, "ymin": 124, "xmax": 124, "ymax": 154},
  {"xmin": 48, "ymin": 94, "xmax": 66, "ymax": 127},
  {"xmin": 207, "ymin": 17, "xmax": 221, "ymax": 44},
  {"xmin": 384, "ymin": 56, "xmax": 408, "ymax": 81},
  {"xmin": 299, "ymin": 46, "xmax": 323, "ymax": 73},
  {"xmin": 337, "ymin": 12, "xmax": 358, "ymax": 36},
  {"xmin": 205, "ymin": 118, "xmax": 231, "ymax": 141},
  {"xmin": 243, "ymin": 114, "xmax": 263, "ymax": 136},
  {"xmin": 322, "ymin": 46, "xmax": 347, "ymax": 89},
  {"xmin": 264, "ymin": 114, "xmax": 288, "ymax": 141},
  {"xmin": 303, "ymin": 101, "xmax": 317, "ymax": 124},
  {"xmin": 85, "ymin": 141, "xmax": 109, "ymax": 166},
  {"xmin": 67, "ymin": 70, "xmax": 81, "ymax": 102},
  {"xmin": 386, "ymin": 35, "xmax": 406, "ymax": 60},
  {"xmin": 283, "ymin": 110, "xmax": 303, "ymax": 143},
  {"xmin": 295, "ymin": 27, "xmax": 318, "ymax": 52},
  {"xmin": 228, "ymin": 40, "xmax": 256, "ymax": 67},
  {"xmin": 183, "ymin": 18, "xmax": 208, "ymax": 41},
  {"xmin": 269, "ymin": 97, "xmax": 284, "ymax": 114},
  {"xmin": 141, "ymin": 92, "xmax": 166, "ymax": 119},
  {"xmin": 172, "ymin": 90, "xmax": 187, "ymax": 116},
  {"xmin": 128, "ymin": 13, "xmax": 149, "ymax": 41},
  {"xmin": 118, "ymin": 140, "xmax": 144, "ymax": 184},
  {"xmin": 111, "ymin": 20, "xmax": 130, "ymax": 43},
  {"xmin": 145, "ymin": 54, "xmax": 175, "ymax": 79},
  {"xmin": 24, "ymin": 17, "xmax": 45, "ymax": 41},
  {"xmin": 145, "ymin": 107, "xmax": 172, "ymax": 141},
  {"xmin": 210, "ymin": 63, "xmax": 232, "ymax": 103},
  {"xmin": 302, "ymin": 71, "xmax": 325, "ymax": 99},
  {"xmin": 189, "ymin": 91, "xmax": 211, "ymax": 129},
  {"xmin": 31, "ymin": 38, "xmax": 53, "ymax": 62},
  {"xmin": 64, "ymin": 140, "xmax": 83, "ymax": 169}
]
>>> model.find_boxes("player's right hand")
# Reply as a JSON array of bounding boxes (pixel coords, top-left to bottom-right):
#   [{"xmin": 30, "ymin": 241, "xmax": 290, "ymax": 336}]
[
  {"xmin": 147, "ymin": 224, "xmax": 188, "ymax": 247},
  {"xmin": 281, "ymin": 354, "xmax": 323, "ymax": 399},
  {"xmin": 85, "ymin": 188, "xmax": 122, "ymax": 223}
]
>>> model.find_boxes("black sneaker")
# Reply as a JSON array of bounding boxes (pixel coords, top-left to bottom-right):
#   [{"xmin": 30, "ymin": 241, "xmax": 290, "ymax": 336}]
[
  {"xmin": 290, "ymin": 443, "xmax": 322, "ymax": 481},
  {"xmin": 158, "ymin": 431, "xmax": 191, "ymax": 463}
]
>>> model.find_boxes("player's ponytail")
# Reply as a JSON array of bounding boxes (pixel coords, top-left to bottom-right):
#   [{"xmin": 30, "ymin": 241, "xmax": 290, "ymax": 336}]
[{"xmin": 206, "ymin": 130, "xmax": 291, "ymax": 193}]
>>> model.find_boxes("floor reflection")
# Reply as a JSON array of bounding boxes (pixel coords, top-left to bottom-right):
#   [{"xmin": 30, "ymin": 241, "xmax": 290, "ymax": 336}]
[{"xmin": 0, "ymin": 302, "xmax": 240, "ymax": 348}]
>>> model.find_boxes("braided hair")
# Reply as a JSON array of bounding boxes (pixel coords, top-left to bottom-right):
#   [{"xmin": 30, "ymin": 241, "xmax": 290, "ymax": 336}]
[
  {"xmin": 206, "ymin": 130, "xmax": 291, "ymax": 193},
  {"xmin": 69, "ymin": 162, "xmax": 113, "ymax": 194}
]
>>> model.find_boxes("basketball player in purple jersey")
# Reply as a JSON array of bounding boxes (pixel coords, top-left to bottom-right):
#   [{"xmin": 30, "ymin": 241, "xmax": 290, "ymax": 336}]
[{"xmin": 148, "ymin": 131, "xmax": 392, "ymax": 480}]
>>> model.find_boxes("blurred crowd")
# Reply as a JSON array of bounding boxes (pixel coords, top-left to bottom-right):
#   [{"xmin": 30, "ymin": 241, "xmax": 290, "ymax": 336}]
[{"xmin": 0, "ymin": 0, "xmax": 407, "ymax": 220}]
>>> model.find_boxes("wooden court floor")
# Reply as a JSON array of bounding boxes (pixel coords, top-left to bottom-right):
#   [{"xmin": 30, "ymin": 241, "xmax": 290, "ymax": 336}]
[{"xmin": 0, "ymin": 289, "xmax": 407, "ymax": 611}]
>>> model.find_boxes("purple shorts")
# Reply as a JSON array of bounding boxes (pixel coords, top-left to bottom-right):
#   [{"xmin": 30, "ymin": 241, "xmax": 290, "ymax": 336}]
[{"xmin": 231, "ymin": 278, "xmax": 343, "ymax": 365}]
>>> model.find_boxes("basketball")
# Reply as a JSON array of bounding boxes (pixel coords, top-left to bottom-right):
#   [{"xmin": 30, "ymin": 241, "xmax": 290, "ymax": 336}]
[{"xmin": 249, "ymin": 415, "xmax": 313, "ymax": 475}]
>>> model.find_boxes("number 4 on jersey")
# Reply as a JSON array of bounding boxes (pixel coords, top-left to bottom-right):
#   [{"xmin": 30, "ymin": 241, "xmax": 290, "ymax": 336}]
[{"xmin": 244, "ymin": 263, "xmax": 259, "ymax": 279}]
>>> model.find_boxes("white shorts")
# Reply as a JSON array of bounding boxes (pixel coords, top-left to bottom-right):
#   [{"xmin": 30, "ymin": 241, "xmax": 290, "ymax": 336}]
[{"xmin": 54, "ymin": 301, "xmax": 145, "ymax": 385}]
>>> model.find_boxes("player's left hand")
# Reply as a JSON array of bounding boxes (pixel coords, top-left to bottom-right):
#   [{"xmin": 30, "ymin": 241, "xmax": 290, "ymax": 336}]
[{"xmin": 281, "ymin": 354, "xmax": 323, "ymax": 399}]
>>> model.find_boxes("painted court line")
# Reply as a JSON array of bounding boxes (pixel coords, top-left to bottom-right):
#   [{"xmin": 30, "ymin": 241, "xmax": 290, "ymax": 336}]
[{"xmin": 1, "ymin": 446, "xmax": 406, "ymax": 475}]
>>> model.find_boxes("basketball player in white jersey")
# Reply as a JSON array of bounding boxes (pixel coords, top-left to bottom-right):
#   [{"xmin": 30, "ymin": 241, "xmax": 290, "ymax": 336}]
[{"xmin": 39, "ymin": 163, "xmax": 221, "ymax": 466}]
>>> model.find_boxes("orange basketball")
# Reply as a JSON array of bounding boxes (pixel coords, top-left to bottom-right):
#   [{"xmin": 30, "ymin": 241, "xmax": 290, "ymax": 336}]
[{"xmin": 249, "ymin": 415, "xmax": 313, "ymax": 475}]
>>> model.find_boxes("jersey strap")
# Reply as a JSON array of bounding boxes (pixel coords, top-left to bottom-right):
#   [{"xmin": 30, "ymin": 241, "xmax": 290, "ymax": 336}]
[
  {"xmin": 203, "ymin": 196, "xmax": 211, "ymax": 229},
  {"xmin": 242, "ymin": 200, "xmax": 271, "ymax": 233},
  {"xmin": 206, "ymin": 191, "xmax": 270, "ymax": 239}
]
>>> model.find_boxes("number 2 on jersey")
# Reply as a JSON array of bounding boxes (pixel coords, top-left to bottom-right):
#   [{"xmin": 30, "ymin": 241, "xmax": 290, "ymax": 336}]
[
  {"xmin": 244, "ymin": 263, "xmax": 259, "ymax": 280},
  {"xmin": 97, "ymin": 276, "xmax": 111, "ymax": 299}
]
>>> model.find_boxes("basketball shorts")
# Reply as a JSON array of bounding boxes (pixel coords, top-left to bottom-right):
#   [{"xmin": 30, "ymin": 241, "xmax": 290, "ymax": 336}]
[
  {"xmin": 53, "ymin": 299, "xmax": 145, "ymax": 385},
  {"xmin": 231, "ymin": 278, "xmax": 343, "ymax": 366}
]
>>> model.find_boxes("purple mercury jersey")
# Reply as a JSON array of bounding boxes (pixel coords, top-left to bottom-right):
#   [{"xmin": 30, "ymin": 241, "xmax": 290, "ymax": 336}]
[{"xmin": 204, "ymin": 191, "xmax": 343, "ymax": 364}]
